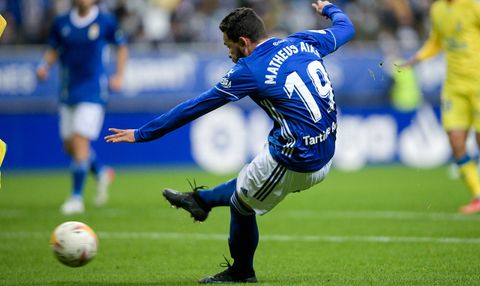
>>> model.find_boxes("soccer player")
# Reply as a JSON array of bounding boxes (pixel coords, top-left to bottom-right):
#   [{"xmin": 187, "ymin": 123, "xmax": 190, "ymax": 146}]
[
  {"xmin": 0, "ymin": 139, "xmax": 6, "ymax": 189},
  {"xmin": 401, "ymin": 0, "xmax": 480, "ymax": 214},
  {"xmin": 0, "ymin": 14, "xmax": 6, "ymax": 38},
  {"xmin": 37, "ymin": 0, "xmax": 128, "ymax": 214},
  {"xmin": 106, "ymin": 0, "xmax": 354, "ymax": 283}
]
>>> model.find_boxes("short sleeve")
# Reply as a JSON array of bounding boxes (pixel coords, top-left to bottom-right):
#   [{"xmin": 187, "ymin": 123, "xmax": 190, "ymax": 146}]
[
  {"xmin": 105, "ymin": 15, "xmax": 126, "ymax": 45},
  {"xmin": 48, "ymin": 18, "xmax": 62, "ymax": 49},
  {"xmin": 214, "ymin": 62, "xmax": 258, "ymax": 101},
  {"xmin": 474, "ymin": 0, "xmax": 480, "ymax": 24}
]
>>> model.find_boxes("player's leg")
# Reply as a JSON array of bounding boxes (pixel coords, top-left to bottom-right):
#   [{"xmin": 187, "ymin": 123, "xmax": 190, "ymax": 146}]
[
  {"xmin": 459, "ymin": 93, "xmax": 480, "ymax": 213},
  {"xmin": 59, "ymin": 105, "xmax": 85, "ymax": 214},
  {"xmin": 74, "ymin": 103, "xmax": 112, "ymax": 206},
  {"xmin": 70, "ymin": 133, "xmax": 91, "ymax": 195},
  {"xmin": 197, "ymin": 178, "xmax": 236, "ymax": 207},
  {"xmin": 443, "ymin": 88, "xmax": 480, "ymax": 213},
  {"xmin": 91, "ymin": 150, "xmax": 115, "ymax": 206},
  {"xmin": 198, "ymin": 192, "xmax": 258, "ymax": 284},
  {"xmin": 447, "ymin": 130, "xmax": 480, "ymax": 200},
  {"xmin": 198, "ymin": 148, "xmax": 331, "ymax": 283},
  {"xmin": 197, "ymin": 151, "xmax": 271, "ymax": 283},
  {"xmin": 63, "ymin": 137, "xmax": 88, "ymax": 201},
  {"xmin": 228, "ymin": 192, "xmax": 258, "ymax": 277},
  {"xmin": 89, "ymin": 148, "xmax": 102, "ymax": 176},
  {"xmin": 60, "ymin": 103, "xmax": 109, "ymax": 214},
  {"xmin": 163, "ymin": 179, "xmax": 235, "ymax": 222},
  {"xmin": 60, "ymin": 132, "xmax": 90, "ymax": 215}
]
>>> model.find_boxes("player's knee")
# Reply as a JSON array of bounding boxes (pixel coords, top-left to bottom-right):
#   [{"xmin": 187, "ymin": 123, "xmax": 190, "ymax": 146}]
[{"xmin": 230, "ymin": 192, "xmax": 255, "ymax": 216}]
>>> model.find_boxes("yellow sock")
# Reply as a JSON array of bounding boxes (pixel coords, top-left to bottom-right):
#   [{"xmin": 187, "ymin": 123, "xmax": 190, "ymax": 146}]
[{"xmin": 459, "ymin": 161, "xmax": 480, "ymax": 197}]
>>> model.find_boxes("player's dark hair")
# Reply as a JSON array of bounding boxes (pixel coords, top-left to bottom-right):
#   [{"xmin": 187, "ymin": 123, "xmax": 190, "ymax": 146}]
[{"xmin": 219, "ymin": 7, "xmax": 268, "ymax": 43}]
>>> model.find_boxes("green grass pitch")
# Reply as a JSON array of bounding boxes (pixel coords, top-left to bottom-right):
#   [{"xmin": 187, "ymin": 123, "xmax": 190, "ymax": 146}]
[{"xmin": 1, "ymin": 166, "xmax": 480, "ymax": 285}]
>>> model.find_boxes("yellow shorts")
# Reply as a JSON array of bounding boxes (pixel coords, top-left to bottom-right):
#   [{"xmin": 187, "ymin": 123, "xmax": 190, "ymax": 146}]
[{"xmin": 441, "ymin": 84, "xmax": 480, "ymax": 131}]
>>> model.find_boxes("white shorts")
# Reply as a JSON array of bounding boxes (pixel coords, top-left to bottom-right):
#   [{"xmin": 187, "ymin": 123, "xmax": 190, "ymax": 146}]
[
  {"xmin": 59, "ymin": 103, "xmax": 105, "ymax": 140},
  {"xmin": 235, "ymin": 147, "xmax": 332, "ymax": 215}
]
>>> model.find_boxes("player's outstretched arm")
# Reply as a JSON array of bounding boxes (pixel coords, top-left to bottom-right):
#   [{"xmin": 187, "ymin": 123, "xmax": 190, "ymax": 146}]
[
  {"xmin": 313, "ymin": 1, "xmax": 355, "ymax": 48},
  {"xmin": 105, "ymin": 87, "xmax": 231, "ymax": 144},
  {"xmin": 105, "ymin": 128, "xmax": 136, "ymax": 143}
]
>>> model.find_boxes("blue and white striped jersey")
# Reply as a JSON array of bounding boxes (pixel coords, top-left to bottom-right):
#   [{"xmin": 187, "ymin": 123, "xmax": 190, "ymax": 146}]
[
  {"xmin": 135, "ymin": 4, "xmax": 355, "ymax": 172},
  {"xmin": 48, "ymin": 6, "xmax": 126, "ymax": 106}
]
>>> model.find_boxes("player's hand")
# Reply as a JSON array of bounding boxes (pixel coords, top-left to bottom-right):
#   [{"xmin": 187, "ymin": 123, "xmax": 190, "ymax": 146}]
[
  {"xmin": 109, "ymin": 73, "xmax": 123, "ymax": 92},
  {"xmin": 36, "ymin": 66, "xmax": 49, "ymax": 81},
  {"xmin": 312, "ymin": 0, "xmax": 332, "ymax": 14},
  {"xmin": 397, "ymin": 57, "xmax": 419, "ymax": 69},
  {"xmin": 105, "ymin": 128, "xmax": 136, "ymax": 143}
]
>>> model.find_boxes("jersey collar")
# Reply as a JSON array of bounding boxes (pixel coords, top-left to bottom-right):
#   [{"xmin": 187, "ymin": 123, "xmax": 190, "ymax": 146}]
[
  {"xmin": 70, "ymin": 5, "xmax": 99, "ymax": 28},
  {"xmin": 255, "ymin": 37, "xmax": 275, "ymax": 49}
]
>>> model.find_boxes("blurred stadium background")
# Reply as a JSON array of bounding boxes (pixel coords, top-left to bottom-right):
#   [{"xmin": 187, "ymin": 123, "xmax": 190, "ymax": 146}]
[
  {"xmin": 0, "ymin": 0, "xmax": 453, "ymax": 173},
  {"xmin": 4, "ymin": 1, "xmax": 480, "ymax": 285}
]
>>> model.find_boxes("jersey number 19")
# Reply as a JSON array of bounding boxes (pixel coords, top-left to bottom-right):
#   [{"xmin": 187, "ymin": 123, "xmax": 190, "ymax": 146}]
[{"xmin": 283, "ymin": 60, "xmax": 335, "ymax": 123}]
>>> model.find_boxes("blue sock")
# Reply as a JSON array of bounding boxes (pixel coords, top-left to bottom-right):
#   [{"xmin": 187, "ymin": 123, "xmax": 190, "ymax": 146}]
[
  {"xmin": 89, "ymin": 149, "xmax": 104, "ymax": 178},
  {"xmin": 456, "ymin": 154, "xmax": 471, "ymax": 166},
  {"xmin": 72, "ymin": 160, "xmax": 89, "ymax": 197},
  {"xmin": 228, "ymin": 191, "xmax": 258, "ymax": 275},
  {"xmin": 197, "ymin": 178, "xmax": 236, "ymax": 208}
]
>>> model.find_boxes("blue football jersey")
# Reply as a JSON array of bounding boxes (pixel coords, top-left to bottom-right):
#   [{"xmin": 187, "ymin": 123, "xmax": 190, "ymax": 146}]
[
  {"xmin": 48, "ymin": 6, "xmax": 126, "ymax": 106},
  {"xmin": 135, "ymin": 4, "xmax": 355, "ymax": 172},
  {"xmin": 213, "ymin": 37, "xmax": 339, "ymax": 172}
]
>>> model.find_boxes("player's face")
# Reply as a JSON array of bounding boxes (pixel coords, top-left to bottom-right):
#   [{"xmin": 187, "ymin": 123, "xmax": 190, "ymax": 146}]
[
  {"xmin": 223, "ymin": 33, "xmax": 246, "ymax": 63},
  {"xmin": 74, "ymin": 0, "xmax": 96, "ymax": 10}
]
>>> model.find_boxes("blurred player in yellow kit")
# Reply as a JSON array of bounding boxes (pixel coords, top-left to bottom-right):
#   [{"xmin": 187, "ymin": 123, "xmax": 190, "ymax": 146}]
[
  {"xmin": 402, "ymin": 0, "xmax": 480, "ymax": 214},
  {"xmin": 0, "ymin": 16, "xmax": 6, "ymax": 188},
  {"xmin": 0, "ymin": 14, "xmax": 6, "ymax": 38},
  {"xmin": 0, "ymin": 139, "xmax": 6, "ymax": 189}
]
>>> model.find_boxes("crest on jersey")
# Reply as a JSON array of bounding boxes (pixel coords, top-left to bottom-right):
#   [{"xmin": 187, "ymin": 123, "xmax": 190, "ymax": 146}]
[
  {"xmin": 455, "ymin": 21, "xmax": 463, "ymax": 33},
  {"xmin": 61, "ymin": 26, "xmax": 71, "ymax": 37},
  {"xmin": 88, "ymin": 23, "xmax": 99, "ymax": 40}
]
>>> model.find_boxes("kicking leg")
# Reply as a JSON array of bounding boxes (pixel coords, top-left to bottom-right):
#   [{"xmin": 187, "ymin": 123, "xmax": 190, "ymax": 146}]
[{"xmin": 197, "ymin": 178, "xmax": 236, "ymax": 207}]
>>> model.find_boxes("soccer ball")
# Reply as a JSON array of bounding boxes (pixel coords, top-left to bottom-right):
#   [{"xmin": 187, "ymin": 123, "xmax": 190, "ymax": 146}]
[{"xmin": 50, "ymin": 221, "xmax": 98, "ymax": 267}]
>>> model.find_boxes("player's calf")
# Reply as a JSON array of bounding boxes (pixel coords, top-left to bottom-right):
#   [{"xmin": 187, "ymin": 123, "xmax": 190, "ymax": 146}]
[{"xmin": 95, "ymin": 166, "xmax": 115, "ymax": 206}]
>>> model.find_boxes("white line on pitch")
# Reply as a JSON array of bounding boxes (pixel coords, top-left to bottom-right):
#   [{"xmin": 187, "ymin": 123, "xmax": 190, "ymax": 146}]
[
  {"xmin": 1, "ymin": 209, "xmax": 479, "ymax": 222},
  {"xmin": 281, "ymin": 210, "xmax": 480, "ymax": 221},
  {"xmin": 2, "ymin": 231, "xmax": 480, "ymax": 245}
]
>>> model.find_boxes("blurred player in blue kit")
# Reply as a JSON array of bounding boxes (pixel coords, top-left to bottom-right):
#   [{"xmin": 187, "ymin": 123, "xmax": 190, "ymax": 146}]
[
  {"xmin": 37, "ymin": 0, "xmax": 128, "ymax": 214},
  {"xmin": 106, "ymin": 0, "xmax": 354, "ymax": 283}
]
